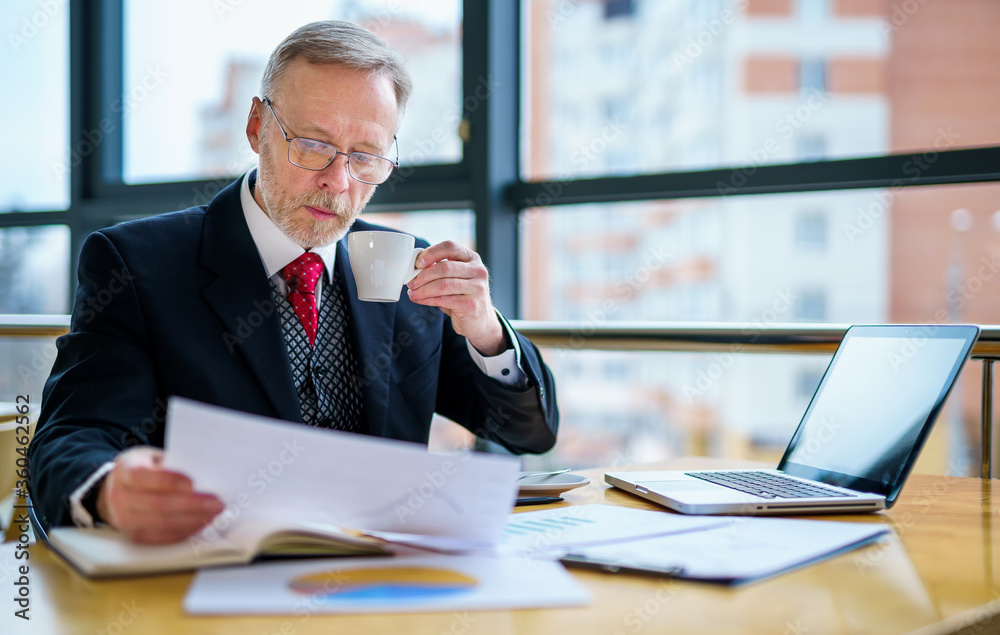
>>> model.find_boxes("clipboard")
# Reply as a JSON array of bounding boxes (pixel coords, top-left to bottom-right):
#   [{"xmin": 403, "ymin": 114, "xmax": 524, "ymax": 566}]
[
  {"xmin": 560, "ymin": 553, "xmax": 685, "ymax": 578},
  {"xmin": 557, "ymin": 518, "xmax": 889, "ymax": 586}
]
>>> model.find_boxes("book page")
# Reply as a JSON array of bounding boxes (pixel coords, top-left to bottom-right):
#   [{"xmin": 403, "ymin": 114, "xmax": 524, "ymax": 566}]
[
  {"xmin": 47, "ymin": 527, "xmax": 248, "ymax": 577},
  {"xmin": 208, "ymin": 517, "xmax": 387, "ymax": 557}
]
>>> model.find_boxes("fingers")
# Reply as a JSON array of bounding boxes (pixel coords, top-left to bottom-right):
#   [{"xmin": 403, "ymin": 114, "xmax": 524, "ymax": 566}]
[
  {"xmin": 408, "ymin": 240, "xmax": 488, "ymax": 303},
  {"xmin": 406, "ymin": 241, "xmax": 505, "ymax": 355},
  {"xmin": 117, "ymin": 463, "xmax": 194, "ymax": 493},
  {"xmin": 409, "ymin": 259, "xmax": 485, "ymax": 298},
  {"xmin": 99, "ymin": 447, "xmax": 224, "ymax": 545},
  {"xmin": 414, "ymin": 240, "xmax": 475, "ymax": 268}
]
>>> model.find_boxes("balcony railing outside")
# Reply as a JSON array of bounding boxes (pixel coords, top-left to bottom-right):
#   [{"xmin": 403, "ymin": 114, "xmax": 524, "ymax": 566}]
[{"xmin": 3, "ymin": 315, "xmax": 997, "ymax": 478}]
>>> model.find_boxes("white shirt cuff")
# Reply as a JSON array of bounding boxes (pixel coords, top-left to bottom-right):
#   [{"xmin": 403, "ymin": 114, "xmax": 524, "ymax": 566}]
[
  {"xmin": 69, "ymin": 461, "xmax": 115, "ymax": 528},
  {"xmin": 465, "ymin": 310, "xmax": 528, "ymax": 387}
]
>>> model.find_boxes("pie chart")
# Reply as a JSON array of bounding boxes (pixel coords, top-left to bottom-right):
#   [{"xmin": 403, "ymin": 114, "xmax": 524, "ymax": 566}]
[{"xmin": 289, "ymin": 566, "xmax": 479, "ymax": 603}]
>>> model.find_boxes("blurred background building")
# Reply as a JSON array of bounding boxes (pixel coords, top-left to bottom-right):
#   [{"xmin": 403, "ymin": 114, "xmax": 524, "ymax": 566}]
[{"xmin": 2, "ymin": 0, "xmax": 999, "ymax": 475}]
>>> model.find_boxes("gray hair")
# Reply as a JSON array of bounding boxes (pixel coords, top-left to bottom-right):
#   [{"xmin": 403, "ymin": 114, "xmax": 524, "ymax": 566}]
[{"xmin": 260, "ymin": 20, "xmax": 412, "ymax": 114}]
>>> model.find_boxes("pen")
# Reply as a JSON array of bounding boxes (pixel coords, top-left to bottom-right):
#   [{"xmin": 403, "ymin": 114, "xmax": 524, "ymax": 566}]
[
  {"xmin": 559, "ymin": 553, "xmax": 685, "ymax": 578},
  {"xmin": 515, "ymin": 496, "xmax": 564, "ymax": 506}
]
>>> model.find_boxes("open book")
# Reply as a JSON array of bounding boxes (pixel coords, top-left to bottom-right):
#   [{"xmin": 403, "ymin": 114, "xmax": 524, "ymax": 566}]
[
  {"xmin": 41, "ymin": 398, "xmax": 522, "ymax": 578},
  {"xmin": 48, "ymin": 519, "xmax": 390, "ymax": 578},
  {"xmin": 45, "ymin": 517, "xmax": 389, "ymax": 578}
]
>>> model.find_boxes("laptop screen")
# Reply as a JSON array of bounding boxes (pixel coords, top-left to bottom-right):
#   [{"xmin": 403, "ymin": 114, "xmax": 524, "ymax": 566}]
[{"xmin": 779, "ymin": 325, "xmax": 978, "ymax": 505}]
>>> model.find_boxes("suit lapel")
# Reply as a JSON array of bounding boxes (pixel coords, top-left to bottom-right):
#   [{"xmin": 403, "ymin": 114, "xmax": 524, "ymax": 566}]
[
  {"xmin": 336, "ymin": 235, "xmax": 393, "ymax": 438},
  {"xmin": 199, "ymin": 177, "xmax": 302, "ymax": 422}
]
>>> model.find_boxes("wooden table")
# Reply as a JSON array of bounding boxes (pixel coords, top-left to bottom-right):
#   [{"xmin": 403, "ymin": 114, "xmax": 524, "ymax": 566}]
[
  {"xmin": 0, "ymin": 402, "xmax": 23, "ymax": 424},
  {"xmin": 4, "ymin": 458, "xmax": 999, "ymax": 635}
]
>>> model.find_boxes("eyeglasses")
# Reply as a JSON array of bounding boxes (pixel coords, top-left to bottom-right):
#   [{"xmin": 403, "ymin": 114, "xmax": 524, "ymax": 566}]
[{"xmin": 261, "ymin": 97, "xmax": 398, "ymax": 185}]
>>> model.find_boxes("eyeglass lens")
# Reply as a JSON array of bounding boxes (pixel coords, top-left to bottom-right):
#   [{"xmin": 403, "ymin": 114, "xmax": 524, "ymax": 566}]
[{"xmin": 288, "ymin": 139, "xmax": 393, "ymax": 184}]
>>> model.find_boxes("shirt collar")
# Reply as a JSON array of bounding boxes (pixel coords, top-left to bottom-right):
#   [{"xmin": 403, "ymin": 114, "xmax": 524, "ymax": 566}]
[{"xmin": 240, "ymin": 169, "xmax": 337, "ymax": 282}]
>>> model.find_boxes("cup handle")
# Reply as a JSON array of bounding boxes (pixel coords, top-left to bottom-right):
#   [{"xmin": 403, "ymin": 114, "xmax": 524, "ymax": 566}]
[{"xmin": 404, "ymin": 247, "xmax": 423, "ymax": 284}]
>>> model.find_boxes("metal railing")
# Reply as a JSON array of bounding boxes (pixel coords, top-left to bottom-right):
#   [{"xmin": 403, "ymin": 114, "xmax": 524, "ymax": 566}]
[{"xmin": 4, "ymin": 315, "xmax": 998, "ymax": 478}]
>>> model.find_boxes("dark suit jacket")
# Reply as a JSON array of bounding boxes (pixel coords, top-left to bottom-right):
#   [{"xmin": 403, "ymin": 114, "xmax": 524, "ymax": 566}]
[{"xmin": 29, "ymin": 176, "xmax": 558, "ymax": 528}]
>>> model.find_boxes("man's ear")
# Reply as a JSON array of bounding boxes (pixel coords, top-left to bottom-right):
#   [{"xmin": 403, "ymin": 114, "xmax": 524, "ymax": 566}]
[{"xmin": 246, "ymin": 97, "xmax": 263, "ymax": 154}]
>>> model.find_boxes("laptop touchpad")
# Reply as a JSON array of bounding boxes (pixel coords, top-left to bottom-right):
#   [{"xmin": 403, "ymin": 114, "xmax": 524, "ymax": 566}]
[{"xmin": 636, "ymin": 480, "xmax": 719, "ymax": 493}]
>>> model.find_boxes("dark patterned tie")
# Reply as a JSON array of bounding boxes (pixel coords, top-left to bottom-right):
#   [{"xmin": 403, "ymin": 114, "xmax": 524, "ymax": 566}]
[{"xmin": 280, "ymin": 252, "xmax": 324, "ymax": 346}]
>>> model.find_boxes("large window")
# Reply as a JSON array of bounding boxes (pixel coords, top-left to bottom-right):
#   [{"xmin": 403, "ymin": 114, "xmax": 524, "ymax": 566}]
[
  {"xmin": 364, "ymin": 210, "xmax": 474, "ymax": 250},
  {"xmin": 522, "ymin": 0, "xmax": 1000, "ymax": 180},
  {"xmin": 519, "ymin": 182, "xmax": 1000, "ymax": 474},
  {"xmin": 123, "ymin": 0, "xmax": 462, "ymax": 183},
  {"xmin": 0, "ymin": 1, "xmax": 69, "ymax": 212},
  {"xmin": 0, "ymin": 226, "xmax": 70, "ymax": 314},
  {"xmin": 1, "ymin": 1, "xmax": 998, "ymax": 475}
]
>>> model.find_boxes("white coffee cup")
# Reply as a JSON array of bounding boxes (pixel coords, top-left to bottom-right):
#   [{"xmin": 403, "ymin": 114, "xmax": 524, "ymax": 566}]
[{"xmin": 347, "ymin": 231, "xmax": 423, "ymax": 302}]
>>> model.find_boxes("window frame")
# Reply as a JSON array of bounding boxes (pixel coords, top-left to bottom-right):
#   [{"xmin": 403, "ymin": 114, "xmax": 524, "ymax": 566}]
[{"xmin": 1, "ymin": 0, "xmax": 998, "ymax": 318}]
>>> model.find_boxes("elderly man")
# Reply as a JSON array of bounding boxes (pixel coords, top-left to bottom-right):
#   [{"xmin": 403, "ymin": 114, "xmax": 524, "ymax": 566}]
[{"xmin": 29, "ymin": 20, "xmax": 558, "ymax": 544}]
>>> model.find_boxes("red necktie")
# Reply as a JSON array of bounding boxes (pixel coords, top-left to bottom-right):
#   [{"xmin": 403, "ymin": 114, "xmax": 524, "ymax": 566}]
[{"xmin": 280, "ymin": 252, "xmax": 325, "ymax": 347}]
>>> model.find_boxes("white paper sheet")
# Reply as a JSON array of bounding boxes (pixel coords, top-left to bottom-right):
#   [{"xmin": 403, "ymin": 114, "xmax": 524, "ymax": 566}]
[
  {"xmin": 183, "ymin": 555, "xmax": 590, "ymax": 614},
  {"xmin": 568, "ymin": 516, "xmax": 889, "ymax": 584},
  {"xmin": 499, "ymin": 504, "xmax": 728, "ymax": 556},
  {"xmin": 163, "ymin": 397, "xmax": 520, "ymax": 547}
]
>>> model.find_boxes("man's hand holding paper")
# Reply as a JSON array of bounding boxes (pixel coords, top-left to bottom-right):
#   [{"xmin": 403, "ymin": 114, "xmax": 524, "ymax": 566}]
[
  {"xmin": 161, "ymin": 398, "xmax": 521, "ymax": 550},
  {"xmin": 97, "ymin": 446, "xmax": 224, "ymax": 545}
]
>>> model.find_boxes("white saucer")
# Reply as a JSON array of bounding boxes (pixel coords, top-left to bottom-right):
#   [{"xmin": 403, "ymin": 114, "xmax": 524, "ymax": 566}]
[{"xmin": 517, "ymin": 472, "xmax": 590, "ymax": 496}]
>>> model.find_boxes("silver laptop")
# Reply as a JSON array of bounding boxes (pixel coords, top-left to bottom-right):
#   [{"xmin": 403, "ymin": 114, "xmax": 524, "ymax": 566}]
[{"xmin": 606, "ymin": 324, "xmax": 980, "ymax": 515}]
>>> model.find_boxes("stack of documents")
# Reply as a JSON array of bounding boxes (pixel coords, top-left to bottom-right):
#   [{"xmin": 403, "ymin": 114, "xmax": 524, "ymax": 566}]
[
  {"xmin": 499, "ymin": 505, "xmax": 888, "ymax": 585},
  {"xmin": 39, "ymin": 398, "xmax": 889, "ymax": 614}
]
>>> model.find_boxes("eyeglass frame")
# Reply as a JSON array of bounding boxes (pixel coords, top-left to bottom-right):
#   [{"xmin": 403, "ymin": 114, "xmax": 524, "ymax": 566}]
[{"xmin": 260, "ymin": 97, "xmax": 399, "ymax": 185}]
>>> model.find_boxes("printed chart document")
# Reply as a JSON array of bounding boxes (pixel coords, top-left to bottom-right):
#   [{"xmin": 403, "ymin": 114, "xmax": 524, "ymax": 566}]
[
  {"xmin": 499, "ymin": 504, "xmax": 727, "ymax": 556},
  {"xmin": 183, "ymin": 554, "xmax": 591, "ymax": 615},
  {"xmin": 45, "ymin": 398, "xmax": 521, "ymax": 577},
  {"xmin": 560, "ymin": 516, "xmax": 889, "ymax": 585}
]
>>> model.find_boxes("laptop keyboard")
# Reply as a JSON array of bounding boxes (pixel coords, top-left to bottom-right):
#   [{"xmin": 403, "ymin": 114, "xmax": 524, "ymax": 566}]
[{"xmin": 685, "ymin": 471, "xmax": 857, "ymax": 499}]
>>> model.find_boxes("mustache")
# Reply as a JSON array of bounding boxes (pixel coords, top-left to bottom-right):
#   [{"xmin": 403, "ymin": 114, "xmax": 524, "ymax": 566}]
[{"xmin": 297, "ymin": 193, "xmax": 355, "ymax": 216}]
